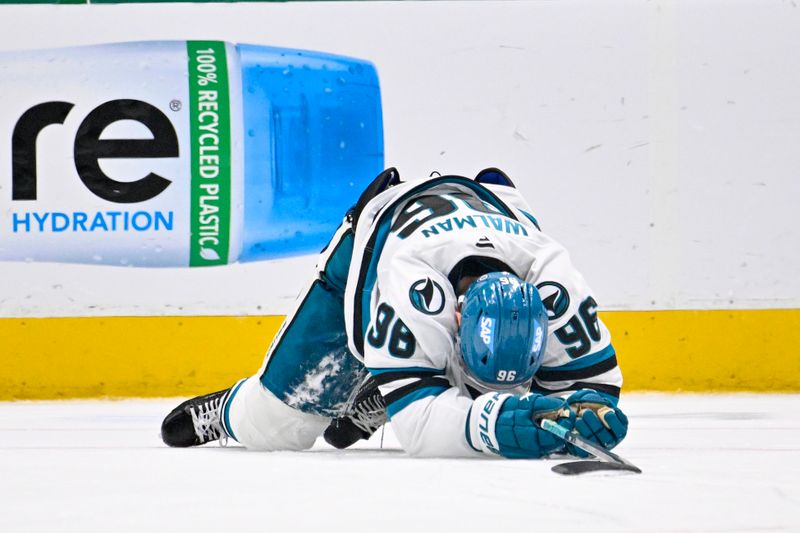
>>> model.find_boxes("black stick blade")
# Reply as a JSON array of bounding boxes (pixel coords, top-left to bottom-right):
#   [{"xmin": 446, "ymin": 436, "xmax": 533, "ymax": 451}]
[{"xmin": 552, "ymin": 460, "xmax": 642, "ymax": 476}]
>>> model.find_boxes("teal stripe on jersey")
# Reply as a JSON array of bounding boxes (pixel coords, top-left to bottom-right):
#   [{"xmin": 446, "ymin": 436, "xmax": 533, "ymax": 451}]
[
  {"xmin": 386, "ymin": 385, "xmax": 448, "ymax": 418},
  {"xmin": 360, "ymin": 219, "xmax": 392, "ymax": 337},
  {"xmin": 368, "ymin": 366, "xmax": 444, "ymax": 376},
  {"xmin": 464, "ymin": 409, "xmax": 480, "ymax": 452},
  {"xmin": 538, "ymin": 344, "xmax": 616, "ymax": 374},
  {"xmin": 520, "ymin": 209, "xmax": 541, "ymax": 230}
]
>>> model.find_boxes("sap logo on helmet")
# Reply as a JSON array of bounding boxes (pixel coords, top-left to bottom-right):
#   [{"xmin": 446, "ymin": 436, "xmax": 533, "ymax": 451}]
[
  {"xmin": 479, "ymin": 316, "xmax": 495, "ymax": 346},
  {"xmin": 531, "ymin": 324, "xmax": 544, "ymax": 352},
  {"xmin": 11, "ymin": 99, "xmax": 177, "ymax": 204}
]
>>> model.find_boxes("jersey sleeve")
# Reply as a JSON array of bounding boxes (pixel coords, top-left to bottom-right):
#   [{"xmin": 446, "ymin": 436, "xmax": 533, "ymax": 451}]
[
  {"xmin": 526, "ymin": 252, "xmax": 623, "ymax": 403},
  {"xmin": 362, "ymin": 256, "xmax": 478, "ymax": 457},
  {"xmin": 484, "ymin": 181, "xmax": 623, "ymax": 401}
]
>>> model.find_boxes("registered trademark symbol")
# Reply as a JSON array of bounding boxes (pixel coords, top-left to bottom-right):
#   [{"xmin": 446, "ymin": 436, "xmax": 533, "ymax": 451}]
[{"xmin": 169, "ymin": 100, "xmax": 182, "ymax": 112}]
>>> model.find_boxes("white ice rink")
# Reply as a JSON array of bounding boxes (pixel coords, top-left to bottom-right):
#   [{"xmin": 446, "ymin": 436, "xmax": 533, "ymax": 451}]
[{"xmin": 1, "ymin": 394, "xmax": 798, "ymax": 533}]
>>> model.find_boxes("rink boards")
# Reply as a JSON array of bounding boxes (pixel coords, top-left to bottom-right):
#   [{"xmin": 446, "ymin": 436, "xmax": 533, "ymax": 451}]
[
  {"xmin": 1, "ymin": 2, "xmax": 799, "ymax": 399},
  {"xmin": 2, "ymin": 308, "xmax": 799, "ymax": 399}
]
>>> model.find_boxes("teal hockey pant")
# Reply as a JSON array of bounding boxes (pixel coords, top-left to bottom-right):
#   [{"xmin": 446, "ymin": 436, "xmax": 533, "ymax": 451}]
[{"xmin": 219, "ymin": 217, "xmax": 366, "ymax": 450}]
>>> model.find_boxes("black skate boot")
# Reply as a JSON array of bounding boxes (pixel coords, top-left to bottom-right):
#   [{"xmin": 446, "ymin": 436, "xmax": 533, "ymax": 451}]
[
  {"xmin": 161, "ymin": 389, "xmax": 229, "ymax": 447},
  {"xmin": 324, "ymin": 375, "xmax": 387, "ymax": 449}
]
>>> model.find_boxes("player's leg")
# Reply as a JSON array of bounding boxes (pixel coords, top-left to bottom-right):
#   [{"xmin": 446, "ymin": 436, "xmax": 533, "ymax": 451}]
[
  {"xmin": 216, "ymin": 376, "xmax": 331, "ymax": 450},
  {"xmin": 221, "ymin": 222, "xmax": 366, "ymax": 449},
  {"xmin": 161, "ymin": 216, "xmax": 365, "ymax": 450},
  {"xmin": 162, "ymin": 168, "xmax": 403, "ymax": 450}
]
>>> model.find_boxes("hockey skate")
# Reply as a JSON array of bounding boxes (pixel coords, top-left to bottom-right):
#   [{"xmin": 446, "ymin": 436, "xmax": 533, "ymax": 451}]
[
  {"xmin": 161, "ymin": 389, "xmax": 229, "ymax": 447},
  {"xmin": 324, "ymin": 375, "xmax": 387, "ymax": 449}
]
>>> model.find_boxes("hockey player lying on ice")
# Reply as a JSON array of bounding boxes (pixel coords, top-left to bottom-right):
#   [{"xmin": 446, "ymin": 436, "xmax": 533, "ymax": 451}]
[{"xmin": 162, "ymin": 168, "xmax": 628, "ymax": 459}]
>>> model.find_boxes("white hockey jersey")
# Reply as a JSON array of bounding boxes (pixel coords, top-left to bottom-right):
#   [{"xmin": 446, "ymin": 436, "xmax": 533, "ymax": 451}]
[{"xmin": 343, "ymin": 174, "xmax": 622, "ymax": 457}]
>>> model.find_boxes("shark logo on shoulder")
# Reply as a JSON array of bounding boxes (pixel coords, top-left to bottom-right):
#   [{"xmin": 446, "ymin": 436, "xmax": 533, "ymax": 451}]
[
  {"xmin": 409, "ymin": 277, "xmax": 446, "ymax": 315},
  {"xmin": 536, "ymin": 281, "xmax": 570, "ymax": 320}
]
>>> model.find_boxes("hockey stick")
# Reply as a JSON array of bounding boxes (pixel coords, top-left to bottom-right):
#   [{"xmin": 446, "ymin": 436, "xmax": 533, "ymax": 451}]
[{"xmin": 539, "ymin": 418, "xmax": 642, "ymax": 475}]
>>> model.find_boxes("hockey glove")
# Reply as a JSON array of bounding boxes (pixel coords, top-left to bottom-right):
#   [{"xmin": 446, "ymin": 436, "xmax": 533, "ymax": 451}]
[
  {"xmin": 467, "ymin": 392, "xmax": 574, "ymax": 459},
  {"xmin": 566, "ymin": 389, "xmax": 628, "ymax": 457}
]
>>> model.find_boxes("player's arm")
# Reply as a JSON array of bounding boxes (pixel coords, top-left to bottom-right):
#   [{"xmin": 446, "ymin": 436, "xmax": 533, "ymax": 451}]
[
  {"xmin": 362, "ymin": 266, "xmax": 479, "ymax": 456},
  {"xmin": 367, "ymin": 267, "xmax": 572, "ymax": 459},
  {"xmin": 483, "ymin": 172, "xmax": 628, "ymax": 453},
  {"xmin": 363, "ymin": 297, "xmax": 475, "ymax": 456},
  {"xmin": 374, "ymin": 365, "xmax": 575, "ymax": 460},
  {"xmin": 528, "ymin": 263, "xmax": 628, "ymax": 453}
]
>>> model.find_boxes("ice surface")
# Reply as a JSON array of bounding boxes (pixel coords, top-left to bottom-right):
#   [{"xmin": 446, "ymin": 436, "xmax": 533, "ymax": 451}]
[{"xmin": 1, "ymin": 394, "xmax": 798, "ymax": 533}]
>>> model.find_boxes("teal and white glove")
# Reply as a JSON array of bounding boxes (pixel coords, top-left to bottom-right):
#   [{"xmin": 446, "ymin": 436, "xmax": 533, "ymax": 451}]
[
  {"xmin": 467, "ymin": 392, "xmax": 574, "ymax": 459},
  {"xmin": 566, "ymin": 389, "xmax": 629, "ymax": 457}
]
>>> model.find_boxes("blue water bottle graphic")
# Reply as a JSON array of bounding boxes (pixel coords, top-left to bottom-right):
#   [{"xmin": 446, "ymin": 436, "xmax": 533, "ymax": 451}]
[
  {"xmin": 0, "ymin": 41, "xmax": 384, "ymax": 266},
  {"xmin": 237, "ymin": 44, "xmax": 383, "ymax": 261}
]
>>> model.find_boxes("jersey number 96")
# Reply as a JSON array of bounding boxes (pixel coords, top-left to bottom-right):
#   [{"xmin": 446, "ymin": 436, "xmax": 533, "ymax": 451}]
[{"xmin": 367, "ymin": 303, "xmax": 417, "ymax": 358}]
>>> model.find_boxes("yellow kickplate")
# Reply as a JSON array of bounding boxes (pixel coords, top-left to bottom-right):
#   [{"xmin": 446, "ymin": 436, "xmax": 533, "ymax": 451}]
[
  {"xmin": 1, "ymin": 309, "xmax": 798, "ymax": 399},
  {"xmin": 1, "ymin": 316, "xmax": 283, "ymax": 400},
  {"xmin": 603, "ymin": 309, "xmax": 800, "ymax": 392}
]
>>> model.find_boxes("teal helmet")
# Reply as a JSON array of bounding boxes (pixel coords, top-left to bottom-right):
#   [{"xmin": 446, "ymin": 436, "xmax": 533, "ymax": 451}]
[{"xmin": 458, "ymin": 272, "xmax": 548, "ymax": 389}]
